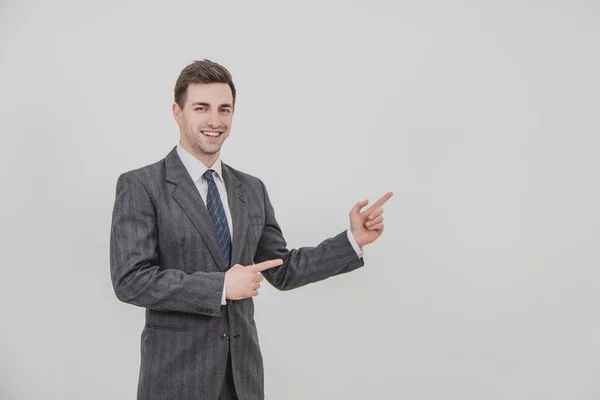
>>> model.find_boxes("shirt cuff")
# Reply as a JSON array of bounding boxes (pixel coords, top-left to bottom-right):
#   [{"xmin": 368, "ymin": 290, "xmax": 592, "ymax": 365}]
[
  {"xmin": 346, "ymin": 229, "xmax": 364, "ymax": 259},
  {"xmin": 221, "ymin": 279, "xmax": 227, "ymax": 305}
]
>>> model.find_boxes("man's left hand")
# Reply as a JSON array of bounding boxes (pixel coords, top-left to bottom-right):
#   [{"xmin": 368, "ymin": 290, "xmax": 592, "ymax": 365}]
[{"xmin": 349, "ymin": 192, "xmax": 393, "ymax": 248}]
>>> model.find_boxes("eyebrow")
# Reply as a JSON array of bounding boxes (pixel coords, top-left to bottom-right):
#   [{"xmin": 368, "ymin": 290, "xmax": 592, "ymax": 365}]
[{"xmin": 191, "ymin": 102, "xmax": 233, "ymax": 108}]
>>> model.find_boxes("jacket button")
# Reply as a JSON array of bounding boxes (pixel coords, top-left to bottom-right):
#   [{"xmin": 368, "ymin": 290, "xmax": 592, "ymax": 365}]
[{"xmin": 221, "ymin": 334, "xmax": 229, "ymax": 341}]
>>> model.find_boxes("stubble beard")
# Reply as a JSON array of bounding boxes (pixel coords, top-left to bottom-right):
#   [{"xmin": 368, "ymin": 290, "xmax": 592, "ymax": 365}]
[
  {"xmin": 193, "ymin": 125, "xmax": 226, "ymax": 156},
  {"xmin": 197, "ymin": 140, "xmax": 220, "ymax": 156}
]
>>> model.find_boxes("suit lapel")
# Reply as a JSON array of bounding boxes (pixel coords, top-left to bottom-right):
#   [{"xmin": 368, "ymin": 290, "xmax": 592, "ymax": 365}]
[
  {"xmin": 222, "ymin": 163, "xmax": 249, "ymax": 267},
  {"xmin": 164, "ymin": 147, "xmax": 225, "ymax": 271}
]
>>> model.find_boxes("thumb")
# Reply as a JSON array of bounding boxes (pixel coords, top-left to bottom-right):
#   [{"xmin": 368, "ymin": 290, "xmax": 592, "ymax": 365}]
[{"xmin": 350, "ymin": 199, "xmax": 368, "ymax": 216}]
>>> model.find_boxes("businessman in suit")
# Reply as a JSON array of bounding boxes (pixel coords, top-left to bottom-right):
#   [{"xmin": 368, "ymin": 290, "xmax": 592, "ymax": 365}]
[{"xmin": 110, "ymin": 59, "xmax": 392, "ymax": 400}]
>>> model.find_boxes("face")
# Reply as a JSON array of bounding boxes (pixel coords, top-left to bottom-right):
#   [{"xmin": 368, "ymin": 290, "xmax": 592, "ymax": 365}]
[{"xmin": 173, "ymin": 82, "xmax": 234, "ymax": 165}]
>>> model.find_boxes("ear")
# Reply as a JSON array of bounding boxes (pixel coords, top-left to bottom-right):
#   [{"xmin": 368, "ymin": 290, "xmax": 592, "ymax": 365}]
[{"xmin": 172, "ymin": 103, "xmax": 182, "ymax": 124}]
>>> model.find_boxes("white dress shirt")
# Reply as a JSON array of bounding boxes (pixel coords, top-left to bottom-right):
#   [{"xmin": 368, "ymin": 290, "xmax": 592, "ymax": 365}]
[{"xmin": 176, "ymin": 143, "xmax": 364, "ymax": 305}]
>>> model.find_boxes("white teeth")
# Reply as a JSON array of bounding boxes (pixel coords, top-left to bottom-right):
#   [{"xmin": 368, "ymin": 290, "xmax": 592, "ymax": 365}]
[{"xmin": 202, "ymin": 131, "xmax": 220, "ymax": 137}]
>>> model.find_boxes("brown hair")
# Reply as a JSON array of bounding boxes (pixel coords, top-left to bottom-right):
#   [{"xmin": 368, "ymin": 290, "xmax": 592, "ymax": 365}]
[{"xmin": 174, "ymin": 59, "xmax": 236, "ymax": 108}]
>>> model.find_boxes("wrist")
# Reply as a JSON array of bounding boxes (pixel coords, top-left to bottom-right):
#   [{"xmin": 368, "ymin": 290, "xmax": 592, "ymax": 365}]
[{"xmin": 349, "ymin": 229, "xmax": 365, "ymax": 249}]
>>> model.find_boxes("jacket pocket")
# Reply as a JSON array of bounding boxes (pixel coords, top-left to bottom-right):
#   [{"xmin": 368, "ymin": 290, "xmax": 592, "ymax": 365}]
[{"xmin": 145, "ymin": 323, "xmax": 191, "ymax": 332}]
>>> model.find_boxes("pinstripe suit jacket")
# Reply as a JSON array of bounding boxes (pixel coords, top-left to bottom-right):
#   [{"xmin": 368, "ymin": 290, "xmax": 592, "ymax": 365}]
[{"xmin": 109, "ymin": 147, "xmax": 364, "ymax": 400}]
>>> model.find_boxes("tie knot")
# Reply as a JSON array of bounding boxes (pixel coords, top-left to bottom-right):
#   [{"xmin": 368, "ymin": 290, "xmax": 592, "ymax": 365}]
[{"xmin": 203, "ymin": 169, "xmax": 215, "ymax": 182}]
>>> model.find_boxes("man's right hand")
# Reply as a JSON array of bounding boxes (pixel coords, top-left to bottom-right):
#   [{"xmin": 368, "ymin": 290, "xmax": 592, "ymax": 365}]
[{"xmin": 225, "ymin": 259, "xmax": 283, "ymax": 300}]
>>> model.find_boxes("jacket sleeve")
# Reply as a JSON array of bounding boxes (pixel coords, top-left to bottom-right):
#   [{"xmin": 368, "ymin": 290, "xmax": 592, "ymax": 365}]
[
  {"xmin": 109, "ymin": 172, "xmax": 224, "ymax": 317},
  {"xmin": 254, "ymin": 179, "xmax": 364, "ymax": 291}
]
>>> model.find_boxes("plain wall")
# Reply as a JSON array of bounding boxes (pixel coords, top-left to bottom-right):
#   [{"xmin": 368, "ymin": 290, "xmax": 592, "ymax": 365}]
[{"xmin": 1, "ymin": 0, "xmax": 599, "ymax": 398}]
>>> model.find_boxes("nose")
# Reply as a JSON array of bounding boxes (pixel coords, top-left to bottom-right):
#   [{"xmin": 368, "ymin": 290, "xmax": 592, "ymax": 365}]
[{"xmin": 206, "ymin": 110, "xmax": 221, "ymax": 128}]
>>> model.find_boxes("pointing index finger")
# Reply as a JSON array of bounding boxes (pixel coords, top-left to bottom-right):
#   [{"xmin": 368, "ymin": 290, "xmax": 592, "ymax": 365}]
[
  {"xmin": 372, "ymin": 191, "xmax": 393, "ymax": 208},
  {"xmin": 252, "ymin": 259, "xmax": 283, "ymax": 272}
]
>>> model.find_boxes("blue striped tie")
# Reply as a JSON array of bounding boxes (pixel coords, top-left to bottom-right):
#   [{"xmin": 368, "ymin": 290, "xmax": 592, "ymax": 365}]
[{"xmin": 203, "ymin": 169, "xmax": 232, "ymax": 269}]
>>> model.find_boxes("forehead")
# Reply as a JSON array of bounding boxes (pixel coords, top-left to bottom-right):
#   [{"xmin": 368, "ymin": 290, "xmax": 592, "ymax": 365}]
[{"xmin": 185, "ymin": 82, "xmax": 233, "ymax": 105}]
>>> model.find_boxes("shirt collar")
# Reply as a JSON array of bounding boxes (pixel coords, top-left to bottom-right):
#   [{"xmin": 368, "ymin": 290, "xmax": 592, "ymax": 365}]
[{"xmin": 176, "ymin": 143, "xmax": 224, "ymax": 184}]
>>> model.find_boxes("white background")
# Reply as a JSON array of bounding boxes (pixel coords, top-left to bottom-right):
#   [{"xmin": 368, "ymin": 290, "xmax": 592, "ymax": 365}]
[{"xmin": 1, "ymin": 0, "xmax": 599, "ymax": 399}]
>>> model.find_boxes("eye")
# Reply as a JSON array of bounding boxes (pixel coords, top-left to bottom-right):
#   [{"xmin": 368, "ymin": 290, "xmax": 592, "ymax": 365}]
[
  {"xmin": 220, "ymin": 109, "xmax": 231, "ymax": 114},
  {"xmin": 194, "ymin": 107, "xmax": 206, "ymax": 111}
]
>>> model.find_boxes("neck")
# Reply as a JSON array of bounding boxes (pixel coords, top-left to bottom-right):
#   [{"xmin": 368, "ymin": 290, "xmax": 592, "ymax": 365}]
[{"xmin": 180, "ymin": 141, "xmax": 219, "ymax": 168}]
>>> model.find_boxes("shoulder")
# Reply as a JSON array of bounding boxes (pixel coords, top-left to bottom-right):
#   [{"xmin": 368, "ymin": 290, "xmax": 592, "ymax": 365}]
[{"xmin": 116, "ymin": 157, "xmax": 166, "ymax": 191}]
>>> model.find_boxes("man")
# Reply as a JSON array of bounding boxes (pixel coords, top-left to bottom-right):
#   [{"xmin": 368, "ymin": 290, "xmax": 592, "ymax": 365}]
[{"xmin": 110, "ymin": 59, "xmax": 392, "ymax": 400}]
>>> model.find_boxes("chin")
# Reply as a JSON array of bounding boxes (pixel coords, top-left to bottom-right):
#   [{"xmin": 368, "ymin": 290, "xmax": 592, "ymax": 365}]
[{"xmin": 198, "ymin": 144, "xmax": 221, "ymax": 155}]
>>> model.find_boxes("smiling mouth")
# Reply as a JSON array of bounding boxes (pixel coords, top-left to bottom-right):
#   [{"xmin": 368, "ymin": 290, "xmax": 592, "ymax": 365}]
[{"xmin": 201, "ymin": 131, "xmax": 222, "ymax": 138}]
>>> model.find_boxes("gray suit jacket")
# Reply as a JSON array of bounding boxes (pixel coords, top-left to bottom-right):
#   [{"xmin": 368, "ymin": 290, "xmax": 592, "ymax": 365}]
[{"xmin": 109, "ymin": 147, "xmax": 364, "ymax": 400}]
